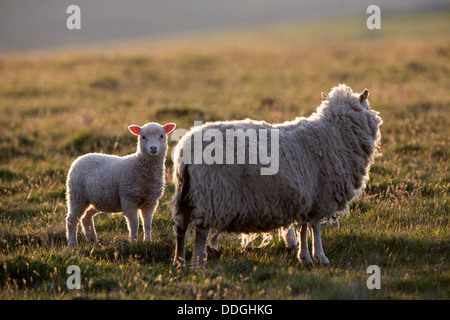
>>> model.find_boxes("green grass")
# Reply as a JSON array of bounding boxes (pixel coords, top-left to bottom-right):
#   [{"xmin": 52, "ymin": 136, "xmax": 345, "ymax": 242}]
[{"xmin": 0, "ymin": 12, "xmax": 449, "ymax": 299}]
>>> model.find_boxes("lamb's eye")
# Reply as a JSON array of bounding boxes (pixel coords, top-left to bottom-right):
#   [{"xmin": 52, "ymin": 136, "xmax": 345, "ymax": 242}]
[
  {"xmin": 160, "ymin": 134, "xmax": 164, "ymax": 139},
  {"xmin": 142, "ymin": 136, "xmax": 146, "ymax": 140}
]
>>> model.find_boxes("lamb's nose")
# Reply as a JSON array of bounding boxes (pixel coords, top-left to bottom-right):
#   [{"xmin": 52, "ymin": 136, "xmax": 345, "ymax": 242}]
[{"xmin": 150, "ymin": 146, "xmax": 158, "ymax": 153}]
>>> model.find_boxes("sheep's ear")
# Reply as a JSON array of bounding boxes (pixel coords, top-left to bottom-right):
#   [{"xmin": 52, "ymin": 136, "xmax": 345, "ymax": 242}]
[
  {"xmin": 359, "ymin": 89, "xmax": 370, "ymax": 104},
  {"xmin": 164, "ymin": 123, "xmax": 176, "ymax": 134},
  {"xmin": 128, "ymin": 125, "xmax": 141, "ymax": 136},
  {"xmin": 321, "ymin": 92, "xmax": 329, "ymax": 101}
]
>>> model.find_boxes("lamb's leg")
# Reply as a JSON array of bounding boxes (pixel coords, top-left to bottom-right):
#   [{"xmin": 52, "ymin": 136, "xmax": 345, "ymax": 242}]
[
  {"xmin": 173, "ymin": 206, "xmax": 192, "ymax": 267},
  {"xmin": 121, "ymin": 200, "xmax": 139, "ymax": 244},
  {"xmin": 283, "ymin": 226, "xmax": 298, "ymax": 250},
  {"xmin": 80, "ymin": 207, "xmax": 98, "ymax": 244},
  {"xmin": 298, "ymin": 223, "xmax": 313, "ymax": 265},
  {"xmin": 140, "ymin": 202, "xmax": 158, "ymax": 242},
  {"xmin": 311, "ymin": 221, "xmax": 330, "ymax": 266},
  {"xmin": 240, "ymin": 234, "xmax": 253, "ymax": 250},
  {"xmin": 66, "ymin": 200, "xmax": 88, "ymax": 248},
  {"xmin": 192, "ymin": 225, "xmax": 210, "ymax": 269},
  {"xmin": 208, "ymin": 229, "xmax": 220, "ymax": 250}
]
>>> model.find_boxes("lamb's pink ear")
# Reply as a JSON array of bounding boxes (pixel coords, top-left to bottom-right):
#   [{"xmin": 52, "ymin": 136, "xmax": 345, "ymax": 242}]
[
  {"xmin": 163, "ymin": 123, "xmax": 176, "ymax": 134},
  {"xmin": 360, "ymin": 89, "xmax": 370, "ymax": 104},
  {"xmin": 128, "ymin": 125, "xmax": 141, "ymax": 136}
]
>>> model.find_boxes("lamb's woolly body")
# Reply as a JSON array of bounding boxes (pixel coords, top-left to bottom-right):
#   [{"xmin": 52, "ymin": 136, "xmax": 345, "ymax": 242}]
[
  {"xmin": 172, "ymin": 84, "xmax": 382, "ymax": 268},
  {"xmin": 67, "ymin": 153, "xmax": 164, "ymax": 213},
  {"xmin": 66, "ymin": 122, "xmax": 175, "ymax": 248}
]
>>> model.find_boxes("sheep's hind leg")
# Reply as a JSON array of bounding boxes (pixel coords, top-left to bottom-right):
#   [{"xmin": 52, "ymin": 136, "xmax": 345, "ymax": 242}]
[
  {"xmin": 297, "ymin": 223, "xmax": 313, "ymax": 265},
  {"xmin": 192, "ymin": 225, "xmax": 210, "ymax": 269},
  {"xmin": 140, "ymin": 202, "xmax": 157, "ymax": 242},
  {"xmin": 173, "ymin": 206, "xmax": 192, "ymax": 267},
  {"xmin": 80, "ymin": 207, "xmax": 98, "ymax": 244},
  {"xmin": 66, "ymin": 200, "xmax": 89, "ymax": 249},
  {"xmin": 311, "ymin": 221, "xmax": 330, "ymax": 266}
]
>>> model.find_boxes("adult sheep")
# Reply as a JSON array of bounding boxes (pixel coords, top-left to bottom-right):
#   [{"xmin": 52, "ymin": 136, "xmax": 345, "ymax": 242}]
[
  {"xmin": 172, "ymin": 84, "xmax": 382, "ymax": 268},
  {"xmin": 66, "ymin": 122, "xmax": 176, "ymax": 248}
]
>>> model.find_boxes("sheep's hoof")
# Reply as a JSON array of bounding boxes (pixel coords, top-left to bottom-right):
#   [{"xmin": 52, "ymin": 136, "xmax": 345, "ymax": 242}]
[
  {"xmin": 190, "ymin": 263, "xmax": 206, "ymax": 271},
  {"xmin": 173, "ymin": 257, "xmax": 186, "ymax": 268},
  {"xmin": 85, "ymin": 236, "xmax": 97, "ymax": 244},
  {"xmin": 286, "ymin": 244, "xmax": 299, "ymax": 252},
  {"xmin": 299, "ymin": 256, "xmax": 313, "ymax": 266},
  {"xmin": 314, "ymin": 256, "xmax": 330, "ymax": 267},
  {"xmin": 190, "ymin": 256, "xmax": 207, "ymax": 270}
]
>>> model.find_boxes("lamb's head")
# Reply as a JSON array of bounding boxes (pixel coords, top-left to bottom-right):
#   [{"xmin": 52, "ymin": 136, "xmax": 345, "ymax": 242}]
[{"xmin": 129, "ymin": 122, "xmax": 176, "ymax": 157}]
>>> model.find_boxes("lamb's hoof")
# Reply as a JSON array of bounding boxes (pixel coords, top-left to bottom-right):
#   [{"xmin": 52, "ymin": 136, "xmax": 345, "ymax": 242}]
[{"xmin": 68, "ymin": 240, "xmax": 78, "ymax": 249}]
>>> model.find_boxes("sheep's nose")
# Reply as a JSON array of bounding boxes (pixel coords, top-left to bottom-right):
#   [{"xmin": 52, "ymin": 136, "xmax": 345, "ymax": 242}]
[{"xmin": 150, "ymin": 146, "xmax": 158, "ymax": 153}]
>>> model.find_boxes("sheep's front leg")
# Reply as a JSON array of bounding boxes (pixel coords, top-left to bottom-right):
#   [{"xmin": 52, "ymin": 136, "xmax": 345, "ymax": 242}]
[
  {"xmin": 121, "ymin": 200, "xmax": 139, "ymax": 244},
  {"xmin": 192, "ymin": 225, "xmax": 210, "ymax": 269},
  {"xmin": 311, "ymin": 221, "xmax": 330, "ymax": 266},
  {"xmin": 298, "ymin": 223, "xmax": 313, "ymax": 265},
  {"xmin": 140, "ymin": 202, "xmax": 158, "ymax": 242}
]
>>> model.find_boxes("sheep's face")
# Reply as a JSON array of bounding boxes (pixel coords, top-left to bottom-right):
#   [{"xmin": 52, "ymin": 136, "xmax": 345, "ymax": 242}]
[{"xmin": 129, "ymin": 123, "xmax": 176, "ymax": 157}]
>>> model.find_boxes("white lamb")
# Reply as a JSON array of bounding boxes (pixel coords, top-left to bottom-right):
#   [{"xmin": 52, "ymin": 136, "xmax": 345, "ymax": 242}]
[
  {"xmin": 172, "ymin": 84, "xmax": 382, "ymax": 268},
  {"xmin": 66, "ymin": 122, "xmax": 176, "ymax": 248},
  {"xmin": 208, "ymin": 226, "xmax": 298, "ymax": 251}
]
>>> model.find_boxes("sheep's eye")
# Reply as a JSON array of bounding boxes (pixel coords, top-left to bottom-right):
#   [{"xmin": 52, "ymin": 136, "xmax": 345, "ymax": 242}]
[
  {"xmin": 160, "ymin": 134, "xmax": 164, "ymax": 139},
  {"xmin": 142, "ymin": 136, "xmax": 146, "ymax": 140}
]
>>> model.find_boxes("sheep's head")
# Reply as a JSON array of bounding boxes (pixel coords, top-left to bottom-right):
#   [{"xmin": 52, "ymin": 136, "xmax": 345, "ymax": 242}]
[
  {"xmin": 321, "ymin": 84, "xmax": 371, "ymax": 111},
  {"xmin": 321, "ymin": 84, "xmax": 382, "ymax": 157},
  {"xmin": 129, "ymin": 123, "xmax": 176, "ymax": 157}
]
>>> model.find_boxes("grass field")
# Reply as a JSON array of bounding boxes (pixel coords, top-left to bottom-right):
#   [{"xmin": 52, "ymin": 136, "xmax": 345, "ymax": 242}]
[{"xmin": 0, "ymin": 12, "xmax": 449, "ymax": 299}]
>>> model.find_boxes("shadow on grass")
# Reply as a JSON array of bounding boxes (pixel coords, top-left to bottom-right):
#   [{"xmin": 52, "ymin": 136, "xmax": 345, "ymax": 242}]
[{"xmin": 326, "ymin": 232, "xmax": 449, "ymax": 269}]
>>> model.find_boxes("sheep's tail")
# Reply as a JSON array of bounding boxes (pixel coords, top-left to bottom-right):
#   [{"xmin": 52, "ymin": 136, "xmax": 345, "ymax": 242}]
[{"xmin": 171, "ymin": 158, "xmax": 190, "ymax": 215}]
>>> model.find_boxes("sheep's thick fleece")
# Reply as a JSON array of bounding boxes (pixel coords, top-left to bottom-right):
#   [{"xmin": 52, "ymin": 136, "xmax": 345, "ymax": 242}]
[{"xmin": 172, "ymin": 84, "xmax": 382, "ymax": 267}]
